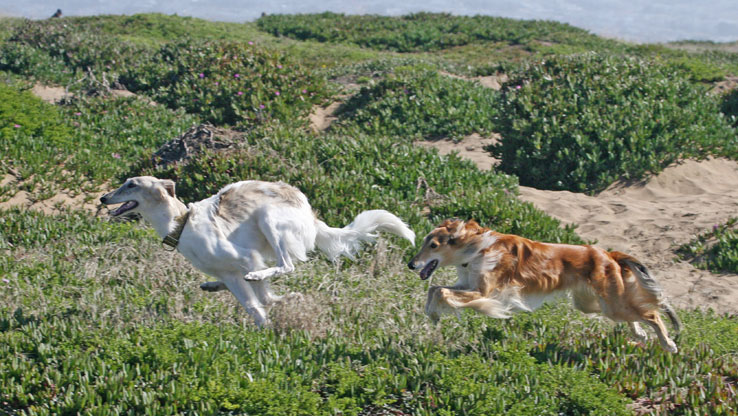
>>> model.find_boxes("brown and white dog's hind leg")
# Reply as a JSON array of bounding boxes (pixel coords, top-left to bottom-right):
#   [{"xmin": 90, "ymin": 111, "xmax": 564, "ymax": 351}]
[
  {"xmin": 628, "ymin": 322, "xmax": 648, "ymax": 343},
  {"xmin": 640, "ymin": 310, "xmax": 678, "ymax": 353}
]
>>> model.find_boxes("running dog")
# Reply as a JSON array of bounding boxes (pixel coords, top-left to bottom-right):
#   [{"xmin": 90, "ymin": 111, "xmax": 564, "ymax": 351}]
[
  {"xmin": 408, "ymin": 219, "xmax": 681, "ymax": 352},
  {"xmin": 100, "ymin": 176, "xmax": 415, "ymax": 326}
]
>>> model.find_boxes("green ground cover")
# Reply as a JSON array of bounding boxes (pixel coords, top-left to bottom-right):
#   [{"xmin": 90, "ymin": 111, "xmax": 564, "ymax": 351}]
[{"xmin": 0, "ymin": 13, "xmax": 737, "ymax": 415}]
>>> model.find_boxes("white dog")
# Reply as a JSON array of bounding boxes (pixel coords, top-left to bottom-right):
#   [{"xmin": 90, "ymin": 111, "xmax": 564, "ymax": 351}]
[{"xmin": 100, "ymin": 176, "xmax": 415, "ymax": 326}]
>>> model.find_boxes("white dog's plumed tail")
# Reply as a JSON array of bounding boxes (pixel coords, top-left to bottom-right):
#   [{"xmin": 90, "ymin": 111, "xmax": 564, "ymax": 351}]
[{"xmin": 314, "ymin": 210, "xmax": 415, "ymax": 261}]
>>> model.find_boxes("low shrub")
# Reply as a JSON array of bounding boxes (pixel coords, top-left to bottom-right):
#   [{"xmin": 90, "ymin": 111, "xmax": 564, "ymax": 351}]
[
  {"xmin": 0, "ymin": 18, "xmax": 148, "ymax": 84},
  {"xmin": 491, "ymin": 53, "xmax": 737, "ymax": 192},
  {"xmin": 0, "ymin": 314, "xmax": 630, "ymax": 415},
  {"xmin": 334, "ymin": 65, "xmax": 499, "ymax": 141},
  {"xmin": 0, "ymin": 83, "xmax": 197, "ymax": 199},
  {"xmin": 120, "ymin": 39, "xmax": 329, "ymax": 126},
  {"xmin": 677, "ymin": 218, "xmax": 738, "ymax": 273},
  {"xmin": 0, "ymin": 84, "xmax": 72, "ymax": 197},
  {"xmin": 257, "ymin": 12, "xmax": 595, "ymax": 52},
  {"xmin": 68, "ymin": 13, "xmax": 264, "ymax": 45},
  {"xmin": 0, "ymin": 20, "xmax": 329, "ymax": 127},
  {"xmin": 721, "ymin": 88, "xmax": 738, "ymax": 128}
]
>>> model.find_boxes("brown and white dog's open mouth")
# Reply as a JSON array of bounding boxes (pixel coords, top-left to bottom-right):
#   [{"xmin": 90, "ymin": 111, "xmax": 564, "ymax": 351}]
[{"xmin": 419, "ymin": 260, "xmax": 438, "ymax": 280}]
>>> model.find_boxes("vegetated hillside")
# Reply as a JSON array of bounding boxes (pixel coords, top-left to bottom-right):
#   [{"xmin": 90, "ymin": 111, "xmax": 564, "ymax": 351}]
[{"xmin": 1, "ymin": 13, "xmax": 737, "ymax": 415}]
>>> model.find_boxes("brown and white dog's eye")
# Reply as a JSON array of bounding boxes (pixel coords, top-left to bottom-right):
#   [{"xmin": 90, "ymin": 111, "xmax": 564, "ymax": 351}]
[{"xmin": 430, "ymin": 241, "xmax": 439, "ymax": 249}]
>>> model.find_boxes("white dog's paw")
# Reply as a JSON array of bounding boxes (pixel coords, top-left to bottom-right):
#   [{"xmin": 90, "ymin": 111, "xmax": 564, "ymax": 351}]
[
  {"xmin": 244, "ymin": 271, "xmax": 268, "ymax": 281},
  {"xmin": 200, "ymin": 281, "xmax": 227, "ymax": 292},
  {"xmin": 284, "ymin": 291, "xmax": 304, "ymax": 301}
]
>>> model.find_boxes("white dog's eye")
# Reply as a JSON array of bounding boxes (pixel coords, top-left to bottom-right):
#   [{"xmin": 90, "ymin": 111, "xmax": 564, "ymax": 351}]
[{"xmin": 127, "ymin": 183, "xmax": 137, "ymax": 189}]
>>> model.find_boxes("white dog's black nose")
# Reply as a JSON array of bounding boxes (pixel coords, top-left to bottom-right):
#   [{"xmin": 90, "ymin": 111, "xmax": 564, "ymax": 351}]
[
  {"xmin": 100, "ymin": 195, "xmax": 108, "ymax": 203},
  {"xmin": 408, "ymin": 260, "xmax": 416, "ymax": 270}
]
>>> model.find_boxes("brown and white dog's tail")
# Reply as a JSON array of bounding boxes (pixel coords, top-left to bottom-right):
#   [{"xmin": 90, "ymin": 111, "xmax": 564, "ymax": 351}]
[
  {"xmin": 615, "ymin": 253, "xmax": 682, "ymax": 335},
  {"xmin": 314, "ymin": 210, "xmax": 415, "ymax": 261}
]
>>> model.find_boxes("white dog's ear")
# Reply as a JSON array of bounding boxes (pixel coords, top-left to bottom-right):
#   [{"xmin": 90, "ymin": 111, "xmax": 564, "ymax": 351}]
[{"xmin": 160, "ymin": 179, "xmax": 176, "ymax": 198}]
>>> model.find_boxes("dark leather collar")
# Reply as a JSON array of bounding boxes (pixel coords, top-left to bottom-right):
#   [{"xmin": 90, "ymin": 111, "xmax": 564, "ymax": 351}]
[{"xmin": 162, "ymin": 210, "xmax": 190, "ymax": 251}]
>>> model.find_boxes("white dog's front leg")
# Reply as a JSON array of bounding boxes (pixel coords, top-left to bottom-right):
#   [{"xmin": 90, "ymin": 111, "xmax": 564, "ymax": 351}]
[{"xmin": 200, "ymin": 281, "xmax": 228, "ymax": 292}]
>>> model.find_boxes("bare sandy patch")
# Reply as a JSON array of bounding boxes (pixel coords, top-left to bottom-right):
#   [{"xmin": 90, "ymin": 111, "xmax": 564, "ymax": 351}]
[
  {"xmin": 0, "ymin": 187, "xmax": 105, "ymax": 215},
  {"xmin": 31, "ymin": 84, "xmax": 71, "ymax": 104},
  {"xmin": 31, "ymin": 83, "xmax": 150, "ymax": 105},
  {"xmin": 712, "ymin": 76, "xmax": 738, "ymax": 95},
  {"xmin": 518, "ymin": 158, "xmax": 738, "ymax": 315},
  {"xmin": 0, "ymin": 172, "xmax": 106, "ymax": 215},
  {"xmin": 439, "ymin": 71, "xmax": 509, "ymax": 90},
  {"xmin": 309, "ymin": 101, "xmax": 342, "ymax": 133},
  {"xmin": 1, "ymin": 173, "xmax": 14, "ymax": 187},
  {"xmin": 415, "ymin": 133, "xmax": 500, "ymax": 170}
]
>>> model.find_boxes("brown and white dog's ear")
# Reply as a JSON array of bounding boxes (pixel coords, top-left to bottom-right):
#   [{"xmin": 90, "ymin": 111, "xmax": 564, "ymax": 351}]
[
  {"xmin": 440, "ymin": 218, "xmax": 464, "ymax": 236},
  {"xmin": 160, "ymin": 179, "xmax": 176, "ymax": 198}
]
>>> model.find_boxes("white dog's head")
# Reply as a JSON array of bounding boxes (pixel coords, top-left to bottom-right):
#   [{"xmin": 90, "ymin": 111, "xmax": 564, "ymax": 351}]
[{"xmin": 99, "ymin": 176, "xmax": 176, "ymax": 217}]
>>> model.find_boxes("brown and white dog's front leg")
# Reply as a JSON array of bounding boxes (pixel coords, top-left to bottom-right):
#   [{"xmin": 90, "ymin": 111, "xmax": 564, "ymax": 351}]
[
  {"xmin": 427, "ymin": 285, "xmax": 519, "ymax": 320},
  {"xmin": 425, "ymin": 286, "xmax": 457, "ymax": 322}
]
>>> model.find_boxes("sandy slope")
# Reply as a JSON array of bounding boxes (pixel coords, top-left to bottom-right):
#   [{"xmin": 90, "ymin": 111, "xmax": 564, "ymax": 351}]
[{"xmin": 519, "ymin": 158, "xmax": 738, "ymax": 316}]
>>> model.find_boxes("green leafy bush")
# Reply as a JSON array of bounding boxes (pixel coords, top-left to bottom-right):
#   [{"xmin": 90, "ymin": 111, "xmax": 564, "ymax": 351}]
[
  {"xmin": 0, "ymin": 18, "xmax": 148, "ymax": 84},
  {"xmin": 0, "ymin": 314, "xmax": 631, "ymax": 415},
  {"xmin": 722, "ymin": 88, "xmax": 738, "ymax": 128},
  {"xmin": 0, "ymin": 84, "xmax": 73, "ymax": 196},
  {"xmin": 0, "ymin": 83, "xmax": 196, "ymax": 198},
  {"xmin": 334, "ymin": 65, "xmax": 499, "ymax": 140},
  {"xmin": 257, "ymin": 12, "xmax": 595, "ymax": 52},
  {"xmin": 63, "ymin": 97, "xmax": 198, "ymax": 183},
  {"xmin": 68, "ymin": 13, "xmax": 264, "ymax": 45},
  {"xmin": 120, "ymin": 39, "xmax": 328, "ymax": 126},
  {"xmin": 491, "ymin": 53, "xmax": 737, "ymax": 192},
  {"xmin": 0, "ymin": 20, "xmax": 328, "ymax": 127},
  {"xmin": 677, "ymin": 218, "xmax": 738, "ymax": 273}
]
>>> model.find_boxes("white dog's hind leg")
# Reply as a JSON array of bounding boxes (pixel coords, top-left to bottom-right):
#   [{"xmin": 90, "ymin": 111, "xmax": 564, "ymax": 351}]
[
  {"xmin": 222, "ymin": 276, "xmax": 269, "ymax": 327},
  {"xmin": 249, "ymin": 280, "xmax": 286, "ymax": 306},
  {"xmin": 244, "ymin": 214, "xmax": 297, "ymax": 281}
]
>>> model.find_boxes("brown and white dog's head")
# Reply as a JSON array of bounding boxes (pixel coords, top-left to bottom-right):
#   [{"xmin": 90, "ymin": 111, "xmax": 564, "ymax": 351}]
[
  {"xmin": 407, "ymin": 219, "xmax": 494, "ymax": 280},
  {"xmin": 99, "ymin": 176, "xmax": 176, "ymax": 217}
]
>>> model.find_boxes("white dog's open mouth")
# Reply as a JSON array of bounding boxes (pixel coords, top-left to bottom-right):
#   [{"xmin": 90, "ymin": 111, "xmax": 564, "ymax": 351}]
[
  {"xmin": 111, "ymin": 201, "xmax": 138, "ymax": 216},
  {"xmin": 420, "ymin": 260, "xmax": 438, "ymax": 280}
]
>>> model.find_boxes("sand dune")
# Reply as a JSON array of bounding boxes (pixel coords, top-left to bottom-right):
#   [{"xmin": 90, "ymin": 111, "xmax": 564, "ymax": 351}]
[{"xmin": 519, "ymin": 158, "xmax": 738, "ymax": 316}]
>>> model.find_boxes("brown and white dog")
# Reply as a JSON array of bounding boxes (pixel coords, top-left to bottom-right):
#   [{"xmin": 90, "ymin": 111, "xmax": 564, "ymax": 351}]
[{"xmin": 408, "ymin": 219, "xmax": 681, "ymax": 352}]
